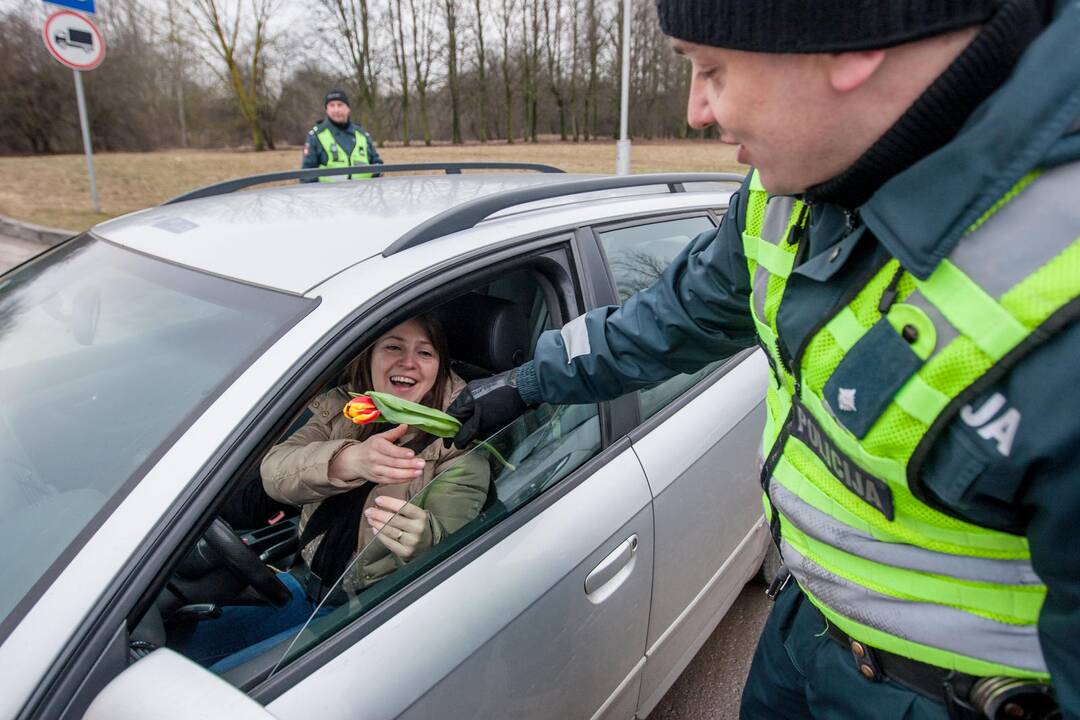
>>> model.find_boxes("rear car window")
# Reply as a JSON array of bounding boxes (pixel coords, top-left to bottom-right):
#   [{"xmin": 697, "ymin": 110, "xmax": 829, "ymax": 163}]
[{"xmin": 0, "ymin": 236, "xmax": 314, "ymax": 634}]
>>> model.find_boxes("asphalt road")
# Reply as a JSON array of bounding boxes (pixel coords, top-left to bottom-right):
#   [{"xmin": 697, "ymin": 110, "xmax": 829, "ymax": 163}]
[
  {"xmin": 0, "ymin": 230, "xmax": 771, "ymax": 719},
  {"xmin": 0, "ymin": 233, "xmax": 42, "ymax": 274},
  {"xmin": 650, "ymin": 583, "xmax": 772, "ymax": 720}
]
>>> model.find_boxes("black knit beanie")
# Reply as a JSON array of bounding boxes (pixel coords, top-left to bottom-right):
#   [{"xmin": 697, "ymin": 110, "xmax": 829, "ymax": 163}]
[
  {"xmin": 656, "ymin": 0, "xmax": 1003, "ymax": 53},
  {"xmin": 324, "ymin": 89, "xmax": 350, "ymax": 106}
]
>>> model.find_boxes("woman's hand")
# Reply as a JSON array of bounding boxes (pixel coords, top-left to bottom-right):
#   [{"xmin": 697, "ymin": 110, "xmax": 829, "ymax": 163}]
[
  {"xmin": 328, "ymin": 424, "xmax": 426, "ymax": 486},
  {"xmin": 366, "ymin": 496, "xmax": 432, "ymax": 559}
]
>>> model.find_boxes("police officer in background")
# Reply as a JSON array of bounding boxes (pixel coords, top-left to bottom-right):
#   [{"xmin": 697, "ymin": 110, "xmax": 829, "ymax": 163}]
[
  {"xmin": 301, "ymin": 89, "xmax": 383, "ymax": 182},
  {"xmin": 447, "ymin": 1, "xmax": 1080, "ymax": 718}
]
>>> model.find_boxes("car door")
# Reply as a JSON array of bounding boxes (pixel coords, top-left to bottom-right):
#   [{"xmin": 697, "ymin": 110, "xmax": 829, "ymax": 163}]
[
  {"xmin": 589, "ymin": 213, "xmax": 772, "ymax": 716},
  {"xmin": 250, "ymin": 241, "xmax": 654, "ymax": 720}
]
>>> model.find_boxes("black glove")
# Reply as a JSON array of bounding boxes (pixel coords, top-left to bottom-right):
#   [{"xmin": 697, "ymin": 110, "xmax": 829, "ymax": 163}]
[{"xmin": 446, "ymin": 368, "xmax": 530, "ymax": 449}]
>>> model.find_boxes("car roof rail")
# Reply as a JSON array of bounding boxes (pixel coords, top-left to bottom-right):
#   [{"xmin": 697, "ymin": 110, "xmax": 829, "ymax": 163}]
[
  {"xmin": 162, "ymin": 162, "xmax": 567, "ymax": 205},
  {"xmin": 382, "ymin": 172, "xmax": 746, "ymax": 257}
]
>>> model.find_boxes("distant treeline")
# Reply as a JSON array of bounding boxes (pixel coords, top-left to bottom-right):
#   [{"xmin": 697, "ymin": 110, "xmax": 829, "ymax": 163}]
[{"xmin": 0, "ymin": 0, "xmax": 712, "ymax": 155}]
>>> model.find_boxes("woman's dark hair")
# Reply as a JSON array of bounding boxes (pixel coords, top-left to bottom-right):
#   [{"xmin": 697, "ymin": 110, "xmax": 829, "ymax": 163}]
[{"xmin": 347, "ymin": 314, "xmax": 452, "ymax": 410}]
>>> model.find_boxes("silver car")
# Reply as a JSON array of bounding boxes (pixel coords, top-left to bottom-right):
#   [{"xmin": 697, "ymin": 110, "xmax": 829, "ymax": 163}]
[{"xmin": 0, "ymin": 163, "xmax": 771, "ymax": 720}]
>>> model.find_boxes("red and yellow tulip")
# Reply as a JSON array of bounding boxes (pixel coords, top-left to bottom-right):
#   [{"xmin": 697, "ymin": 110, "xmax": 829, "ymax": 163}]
[{"xmin": 343, "ymin": 394, "xmax": 381, "ymax": 425}]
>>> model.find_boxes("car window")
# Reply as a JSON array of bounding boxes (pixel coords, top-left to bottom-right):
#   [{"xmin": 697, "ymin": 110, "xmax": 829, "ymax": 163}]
[
  {"xmin": 0, "ymin": 236, "xmax": 312, "ymax": 632},
  {"xmin": 270, "ymin": 402, "xmax": 601, "ymax": 674},
  {"xmin": 597, "ymin": 217, "xmax": 723, "ymax": 420}
]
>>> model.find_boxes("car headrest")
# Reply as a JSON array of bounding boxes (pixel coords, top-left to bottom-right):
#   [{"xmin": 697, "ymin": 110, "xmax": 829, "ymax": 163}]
[{"xmin": 435, "ymin": 293, "xmax": 530, "ymax": 374}]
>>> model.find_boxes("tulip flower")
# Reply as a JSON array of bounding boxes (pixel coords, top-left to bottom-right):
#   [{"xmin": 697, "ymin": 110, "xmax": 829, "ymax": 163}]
[
  {"xmin": 344, "ymin": 391, "xmax": 515, "ymax": 470},
  {"xmin": 343, "ymin": 394, "xmax": 381, "ymax": 425}
]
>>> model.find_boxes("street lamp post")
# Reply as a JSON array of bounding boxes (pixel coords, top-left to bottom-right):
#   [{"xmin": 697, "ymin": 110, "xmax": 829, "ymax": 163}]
[{"xmin": 615, "ymin": 0, "xmax": 632, "ymax": 175}]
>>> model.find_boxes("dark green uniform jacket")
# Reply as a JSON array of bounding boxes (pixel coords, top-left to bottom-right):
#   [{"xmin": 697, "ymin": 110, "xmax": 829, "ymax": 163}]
[
  {"xmin": 300, "ymin": 117, "xmax": 383, "ymax": 182},
  {"xmin": 516, "ymin": 2, "xmax": 1080, "ymax": 714}
]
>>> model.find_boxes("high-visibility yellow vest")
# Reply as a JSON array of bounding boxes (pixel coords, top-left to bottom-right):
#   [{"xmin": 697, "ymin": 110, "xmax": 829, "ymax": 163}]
[
  {"xmin": 745, "ymin": 162, "xmax": 1080, "ymax": 679},
  {"xmin": 315, "ymin": 126, "xmax": 372, "ymax": 181}
]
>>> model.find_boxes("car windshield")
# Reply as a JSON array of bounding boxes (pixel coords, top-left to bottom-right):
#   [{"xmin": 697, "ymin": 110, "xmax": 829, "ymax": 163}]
[{"xmin": 0, "ymin": 236, "xmax": 313, "ymax": 632}]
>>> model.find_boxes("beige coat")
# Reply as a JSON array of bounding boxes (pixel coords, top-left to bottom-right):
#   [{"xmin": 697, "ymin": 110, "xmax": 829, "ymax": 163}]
[{"xmin": 260, "ymin": 373, "xmax": 490, "ymax": 592}]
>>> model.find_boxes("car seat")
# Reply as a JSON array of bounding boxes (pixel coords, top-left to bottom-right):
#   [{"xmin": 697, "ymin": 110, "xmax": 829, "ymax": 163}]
[{"xmin": 433, "ymin": 293, "xmax": 530, "ymax": 381}]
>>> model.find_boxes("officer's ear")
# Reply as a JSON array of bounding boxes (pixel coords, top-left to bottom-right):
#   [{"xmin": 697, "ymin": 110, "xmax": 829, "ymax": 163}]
[{"xmin": 825, "ymin": 50, "xmax": 886, "ymax": 93}]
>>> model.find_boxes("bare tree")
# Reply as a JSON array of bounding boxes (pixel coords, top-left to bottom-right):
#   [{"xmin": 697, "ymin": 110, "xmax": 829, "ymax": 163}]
[
  {"xmin": 389, "ymin": 0, "xmax": 411, "ymax": 144},
  {"xmin": 543, "ymin": 0, "xmax": 569, "ymax": 140},
  {"xmin": 583, "ymin": 0, "xmax": 601, "ymax": 140},
  {"xmin": 567, "ymin": 0, "xmax": 581, "ymax": 141},
  {"xmin": 496, "ymin": 0, "xmax": 516, "ymax": 144},
  {"xmin": 443, "ymin": 0, "xmax": 462, "ymax": 143},
  {"xmin": 315, "ymin": 0, "xmax": 378, "ymax": 135},
  {"xmin": 185, "ymin": 0, "xmax": 277, "ymax": 151},
  {"xmin": 472, "ymin": 0, "xmax": 489, "ymax": 142},
  {"xmin": 520, "ymin": 0, "xmax": 541, "ymax": 142},
  {"xmin": 166, "ymin": 0, "xmax": 189, "ymax": 147},
  {"xmin": 409, "ymin": 0, "xmax": 438, "ymax": 146}
]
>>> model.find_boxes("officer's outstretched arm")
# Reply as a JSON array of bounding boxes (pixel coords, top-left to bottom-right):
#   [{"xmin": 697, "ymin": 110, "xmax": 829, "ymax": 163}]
[
  {"xmin": 448, "ymin": 184, "xmax": 758, "ymax": 447},
  {"xmin": 520, "ymin": 185, "xmax": 757, "ymax": 407}
]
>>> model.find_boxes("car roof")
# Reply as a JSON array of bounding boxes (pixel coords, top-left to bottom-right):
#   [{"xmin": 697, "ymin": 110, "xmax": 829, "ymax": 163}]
[{"xmin": 91, "ymin": 172, "xmax": 735, "ymax": 293}]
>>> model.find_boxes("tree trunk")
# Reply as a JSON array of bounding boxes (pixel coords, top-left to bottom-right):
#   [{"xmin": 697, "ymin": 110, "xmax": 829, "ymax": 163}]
[
  {"xmin": 473, "ymin": 0, "xmax": 488, "ymax": 142},
  {"xmin": 585, "ymin": 0, "xmax": 599, "ymax": 141},
  {"xmin": 391, "ymin": 0, "xmax": 410, "ymax": 145},
  {"xmin": 185, "ymin": 0, "xmax": 271, "ymax": 151},
  {"xmin": 499, "ymin": 0, "xmax": 515, "ymax": 143},
  {"xmin": 444, "ymin": 0, "xmax": 461, "ymax": 144}
]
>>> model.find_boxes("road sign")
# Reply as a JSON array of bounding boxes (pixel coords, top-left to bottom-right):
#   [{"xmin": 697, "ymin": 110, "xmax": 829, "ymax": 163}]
[
  {"xmin": 43, "ymin": 0, "xmax": 96, "ymax": 15},
  {"xmin": 42, "ymin": 10, "xmax": 105, "ymax": 71}
]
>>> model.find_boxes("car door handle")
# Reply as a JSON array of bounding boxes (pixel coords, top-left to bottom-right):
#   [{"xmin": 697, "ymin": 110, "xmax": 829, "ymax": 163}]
[{"xmin": 585, "ymin": 535, "xmax": 638, "ymax": 601}]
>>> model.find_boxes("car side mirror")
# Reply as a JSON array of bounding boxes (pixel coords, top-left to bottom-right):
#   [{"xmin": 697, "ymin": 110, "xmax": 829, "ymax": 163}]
[{"xmin": 83, "ymin": 649, "xmax": 278, "ymax": 720}]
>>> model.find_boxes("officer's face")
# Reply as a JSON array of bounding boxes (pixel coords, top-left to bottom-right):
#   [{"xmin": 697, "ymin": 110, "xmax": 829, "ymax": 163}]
[
  {"xmin": 673, "ymin": 40, "xmax": 872, "ymax": 195},
  {"xmin": 326, "ymin": 100, "xmax": 350, "ymax": 124}
]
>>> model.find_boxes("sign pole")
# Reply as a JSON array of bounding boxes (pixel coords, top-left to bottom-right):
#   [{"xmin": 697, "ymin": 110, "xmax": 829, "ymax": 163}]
[
  {"xmin": 615, "ymin": 0, "xmax": 632, "ymax": 176},
  {"xmin": 72, "ymin": 69, "xmax": 101, "ymax": 213}
]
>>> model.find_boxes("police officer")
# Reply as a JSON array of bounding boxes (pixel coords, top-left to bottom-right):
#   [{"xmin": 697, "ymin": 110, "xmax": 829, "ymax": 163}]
[
  {"xmin": 447, "ymin": 1, "xmax": 1080, "ymax": 718},
  {"xmin": 301, "ymin": 89, "xmax": 383, "ymax": 182}
]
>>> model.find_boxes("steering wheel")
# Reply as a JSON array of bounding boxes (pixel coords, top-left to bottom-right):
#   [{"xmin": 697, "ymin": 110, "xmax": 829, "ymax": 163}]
[{"xmin": 202, "ymin": 518, "xmax": 292, "ymax": 607}]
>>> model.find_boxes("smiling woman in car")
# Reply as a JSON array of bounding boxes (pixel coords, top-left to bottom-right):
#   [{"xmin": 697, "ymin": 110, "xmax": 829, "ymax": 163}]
[{"xmin": 261, "ymin": 314, "xmax": 491, "ymax": 600}]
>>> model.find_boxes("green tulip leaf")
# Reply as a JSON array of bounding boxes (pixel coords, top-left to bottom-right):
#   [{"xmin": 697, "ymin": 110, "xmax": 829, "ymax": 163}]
[{"xmin": 366, "ymin": 391, "xmax": 462, "ymax": 438}]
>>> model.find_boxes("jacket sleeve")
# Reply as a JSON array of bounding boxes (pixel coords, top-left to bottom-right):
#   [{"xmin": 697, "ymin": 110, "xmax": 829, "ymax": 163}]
[
  {"xmin": 517, "ymin": 182, "xmax": 757, "ymax": 405},
  {"xmin": 363, "ymin": 130, "xmax": 383, "ymax": 165},
  {"xmin": 260, "ymin": 395, "xmax": 360, "ymax": 505},
  {"xmin": 300, "ymin": 128, "xmax": 323, "ymax": 183},
  {"xmin": 416, "ymin": 450, "xmax": 491, "ymax": 543},
  {"xmin": 1027, "ymin": 463, "xmax": 1080, "ymax": 714}
]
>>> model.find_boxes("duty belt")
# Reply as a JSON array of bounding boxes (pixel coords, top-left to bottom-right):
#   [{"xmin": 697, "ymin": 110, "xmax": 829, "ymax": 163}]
[{"xmin": 813, "ymin": 604, "xmax": 1059, "ymax": 720}]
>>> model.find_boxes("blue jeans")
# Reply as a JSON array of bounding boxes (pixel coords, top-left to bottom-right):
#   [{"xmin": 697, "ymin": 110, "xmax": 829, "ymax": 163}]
[{"xmin": 171, "ymin": 572, "xmax": 330, "ymax": 673}]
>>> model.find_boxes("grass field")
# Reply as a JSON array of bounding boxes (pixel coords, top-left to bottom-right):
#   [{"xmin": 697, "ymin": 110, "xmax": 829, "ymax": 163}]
[{"xmin": 0, "ymin": 139, "xmax": 744, "ymax": 232}]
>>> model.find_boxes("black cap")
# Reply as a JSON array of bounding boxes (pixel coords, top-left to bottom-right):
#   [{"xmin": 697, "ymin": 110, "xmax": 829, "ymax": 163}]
[
  {"xmin": 656, "ymin": 0, "xmax": 1002, "ymax": 53},
  {"xmin": 324, "ymin": 89, "xmax": 350, "ymax": 106}
]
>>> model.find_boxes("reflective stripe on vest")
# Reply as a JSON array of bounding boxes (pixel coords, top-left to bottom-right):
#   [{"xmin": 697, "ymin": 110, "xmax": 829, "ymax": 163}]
[
  {"xmin": 743, "ymin": 162, "xmax": 1080, "ymax": 678},
  {"xmin": 315, "ymin": 127, "xmax": 372, "ymax": 181}
]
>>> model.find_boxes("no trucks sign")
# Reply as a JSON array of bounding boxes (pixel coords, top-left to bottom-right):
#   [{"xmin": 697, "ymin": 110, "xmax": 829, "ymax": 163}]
[{"xmin": 42, "ymin": 10, "xmax": 105, "ymax": 71}]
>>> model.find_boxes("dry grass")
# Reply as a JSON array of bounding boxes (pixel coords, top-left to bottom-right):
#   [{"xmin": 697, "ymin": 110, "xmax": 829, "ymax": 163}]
[{"xmin": 0, "ymin": 139, "xmax": 745, "ymax": 232}]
